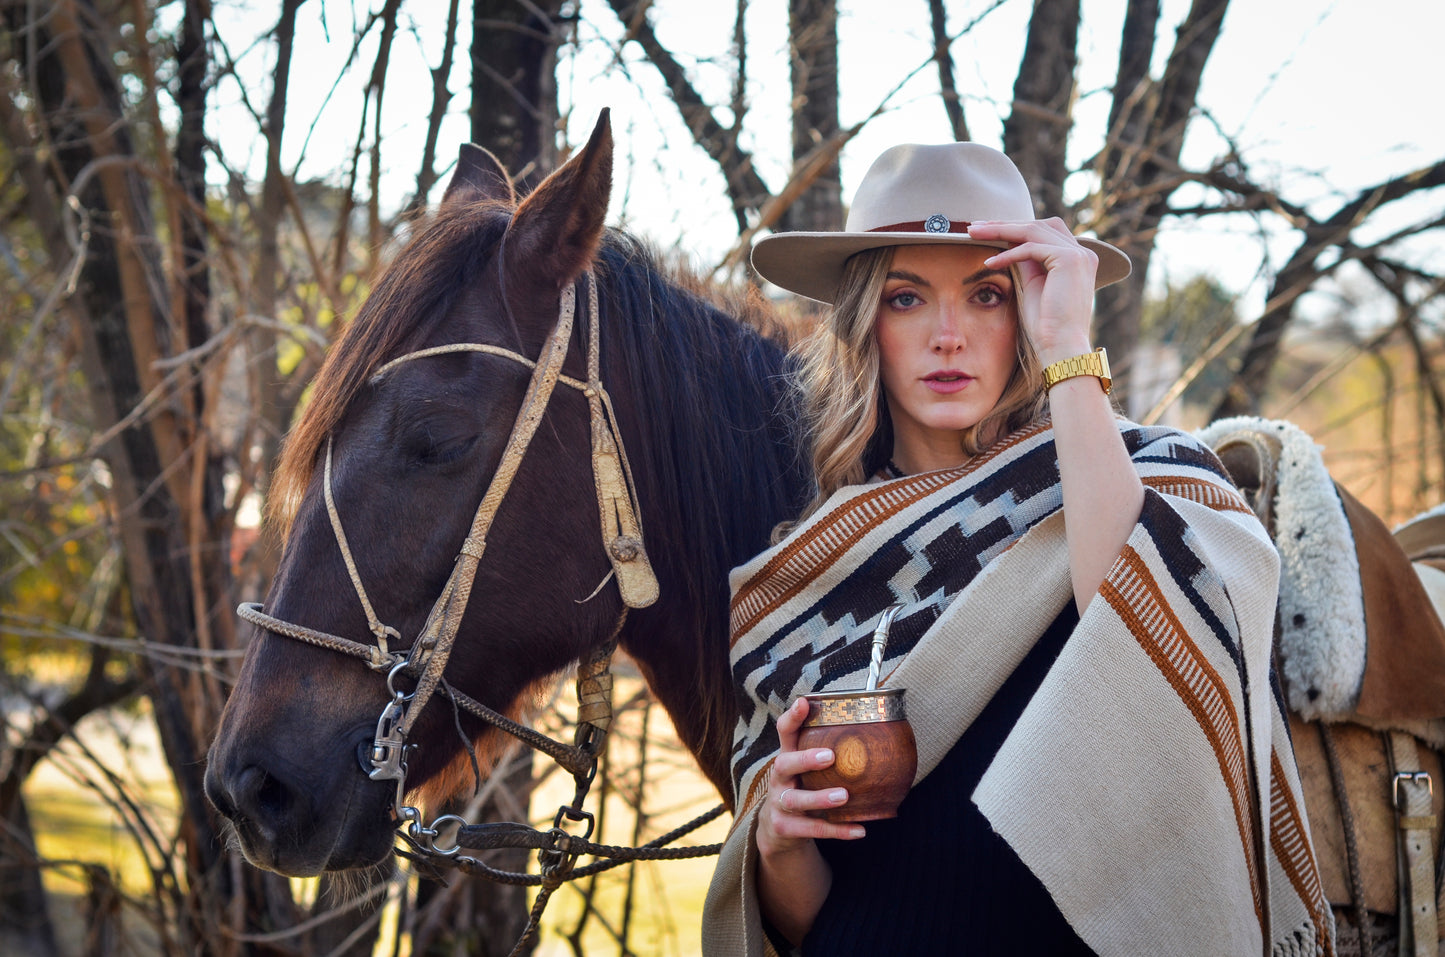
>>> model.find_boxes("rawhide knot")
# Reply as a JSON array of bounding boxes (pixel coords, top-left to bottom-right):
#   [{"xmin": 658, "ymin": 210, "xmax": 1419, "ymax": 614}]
[
  {"xmin": 608, "ymin": 535, "xmax": 643, "ymax": 562},
  {"xmin": 575, "ymin": 670, "xmax": 614, "ymax": 730}
]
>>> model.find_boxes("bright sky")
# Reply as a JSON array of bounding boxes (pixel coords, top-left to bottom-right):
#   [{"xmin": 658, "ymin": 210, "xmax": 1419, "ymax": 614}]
[{"xmin": 207, "ymin": 0, "xmax": 1445, "ymax": 322}]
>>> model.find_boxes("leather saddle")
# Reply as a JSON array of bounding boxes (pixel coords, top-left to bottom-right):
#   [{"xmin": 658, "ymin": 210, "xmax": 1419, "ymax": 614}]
[{"xmin": 1204, "ymin": 418, "xmax": 1444, "ymax": 955}]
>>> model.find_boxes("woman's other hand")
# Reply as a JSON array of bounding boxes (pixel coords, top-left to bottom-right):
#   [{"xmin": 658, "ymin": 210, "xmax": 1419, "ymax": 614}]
[
  {"xmin": 756, "ymin": 697, "xmax": 866, "ymax": 856},
  {"xmin": 965, "ymin": 217, "xmax": 1098, "ymax": 365}
]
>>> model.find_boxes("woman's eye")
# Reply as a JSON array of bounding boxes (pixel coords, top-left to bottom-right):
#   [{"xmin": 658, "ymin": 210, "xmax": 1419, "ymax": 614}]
[
  {"xmin": 888, "ymin": 291, "xmax": 920, "ymax": 309},
  {"xmin": 974, "ymin": 286, "xmax": 1009, "ymax": 306}
]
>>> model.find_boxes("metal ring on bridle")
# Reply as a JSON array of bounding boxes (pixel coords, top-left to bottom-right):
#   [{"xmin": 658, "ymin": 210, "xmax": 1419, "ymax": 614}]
[
  {"xmin": 411, "ymin": 813, "xmax": 467, "ymax": 857},
  {"xmin": 385, "ymin": 659, "xmax": 415, "ymax": 700}
]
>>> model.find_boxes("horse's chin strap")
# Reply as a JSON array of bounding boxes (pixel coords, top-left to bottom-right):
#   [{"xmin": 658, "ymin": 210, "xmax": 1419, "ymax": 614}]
[{"xmin": 238, "ymin": 268, "xmax": 659, "ymax": 831}]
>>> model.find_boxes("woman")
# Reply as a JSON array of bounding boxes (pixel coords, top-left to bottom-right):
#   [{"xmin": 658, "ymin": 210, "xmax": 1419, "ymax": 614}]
[{"xmin": 702, "ymin": 143, "xmax": 1332, "ymax": 956}]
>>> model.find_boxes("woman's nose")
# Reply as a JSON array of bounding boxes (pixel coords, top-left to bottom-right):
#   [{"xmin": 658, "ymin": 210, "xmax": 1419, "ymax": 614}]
[{"xmin": 931, "ymin": 308, "xmax": 965, "ymax": 353}]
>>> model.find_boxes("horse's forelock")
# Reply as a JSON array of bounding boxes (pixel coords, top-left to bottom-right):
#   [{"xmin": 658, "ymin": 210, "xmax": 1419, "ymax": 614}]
[{"xmin": 268, "ymin": 203, "xmax": 514, "ymax": 536}]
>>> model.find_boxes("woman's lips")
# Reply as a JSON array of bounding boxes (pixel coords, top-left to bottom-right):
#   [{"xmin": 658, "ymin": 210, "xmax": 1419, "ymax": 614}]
[{"xmin": 922, "ymin": 371, "xmax": 973, "ymax": 394}]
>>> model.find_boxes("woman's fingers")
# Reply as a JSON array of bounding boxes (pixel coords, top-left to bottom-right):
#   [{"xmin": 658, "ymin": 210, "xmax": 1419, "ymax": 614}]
[
  {"xmin": 771, "ymin": 744, "xmax": 835, "ymax": 781},
  {"xmin": 966, "ymin": 219, "xmax": 1099, "ymax": 357},
  {"xmin": 776, "ymin": 784, "xmax": 845, "ymax": 813},
  {"xmin": 774, "ymin": 695, "xmax": 809, "ymax": 753},
  {"xmin": 969, "ymin": 221, "xmax": 1096, "ymax": 272},
  {"xmin": 767, "ymin": 784, "xmax": 864, "ymax": 840},
  {"xmin": 755, "ymin": 697, "xmax": 866, "ymax": 853},
  {"xmin": 967, "ymin": 217, "xmax": 1075, "ymax": 245}
]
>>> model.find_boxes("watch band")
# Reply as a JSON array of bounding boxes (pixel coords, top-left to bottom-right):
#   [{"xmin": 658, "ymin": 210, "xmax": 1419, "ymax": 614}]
[{"xmin": 1042, "ymin": 347, "xmax": 1111, "ymax": 395}]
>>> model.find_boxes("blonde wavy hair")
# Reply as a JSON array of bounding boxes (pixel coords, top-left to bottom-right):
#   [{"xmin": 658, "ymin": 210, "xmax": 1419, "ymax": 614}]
[{"xmin": 787, "ymin": 245, "xmax": 1049, "ymax": 526}]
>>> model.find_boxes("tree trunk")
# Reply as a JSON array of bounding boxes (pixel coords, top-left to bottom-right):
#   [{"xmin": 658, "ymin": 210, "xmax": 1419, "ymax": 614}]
[
  {"xmin": 8, "ymin": 2, "xmax": 300, "ymax": 951},
  {"xmin": 410, "ymin": 0, "xmax": 464, "ymax": 211},
  {"xmin": 779, "ymin": 0, "xmax": 842, "ymax": 232},
  {"xmin": 0, "ymin": 643, "xmax": 138, "ymax": 952},
  {"xmin": 0, "ymin": 788, "xmax": 60, "ymax": 957},
  {"xmin": 1093, "ymin": 0, "xmax": 1228, "ymax": 400},
  {"xmin": 1003, "ymin": 0, "xmax": 1080, "ymax": 222},
  {"xmin": 929, "ymin": 0, "xmax": 969, "ymax": 142},
  {"xmin": 470, "ymin": 0, "xmax": 566, "ymax": 190},
  {"xmin": 251, "ymin": 0, "xmax": 307, "ymax": 497}
]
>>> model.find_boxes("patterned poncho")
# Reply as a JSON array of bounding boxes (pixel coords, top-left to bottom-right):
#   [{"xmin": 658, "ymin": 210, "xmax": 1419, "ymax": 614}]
[{"xmin": 702, "ymin": 421, "xmax": 1333, "ymax": 957}]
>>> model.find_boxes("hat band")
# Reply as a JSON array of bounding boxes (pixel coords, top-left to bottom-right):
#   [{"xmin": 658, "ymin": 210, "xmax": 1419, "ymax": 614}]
[{"xmin": 869, "ymin": 217, "xmax": 971, "ymax": 235}]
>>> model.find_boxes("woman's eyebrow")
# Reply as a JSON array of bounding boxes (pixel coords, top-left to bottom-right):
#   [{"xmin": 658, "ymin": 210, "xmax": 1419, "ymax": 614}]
[
  {"xmin": 960, "ymin": 267, "xmax": 1011, "ymax": 285},
  {"xmin": 885, "ymin": 266, "xmax": 1011, "ymax": 286}
]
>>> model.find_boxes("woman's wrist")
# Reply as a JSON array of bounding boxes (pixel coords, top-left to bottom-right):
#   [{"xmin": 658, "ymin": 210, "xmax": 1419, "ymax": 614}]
[
  {"xmin": 1041, "ymin": 345, "xmax": 1112, "ymax": 398},
  {"xmin": 1034, "ymin": 338, "xmax": 1095, "ymax": 368}
]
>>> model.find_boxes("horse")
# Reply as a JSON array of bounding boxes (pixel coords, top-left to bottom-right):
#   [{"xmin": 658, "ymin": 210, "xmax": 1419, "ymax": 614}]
[{"xmin": 205, "ymin": 111, "xmax": 810, "ymax": 878}]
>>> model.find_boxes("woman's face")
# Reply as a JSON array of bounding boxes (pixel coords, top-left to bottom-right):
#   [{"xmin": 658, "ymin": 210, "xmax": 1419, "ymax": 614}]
[{"xmin": 874, "ymin": 244, "xmax": 1019, "ymax": 472}]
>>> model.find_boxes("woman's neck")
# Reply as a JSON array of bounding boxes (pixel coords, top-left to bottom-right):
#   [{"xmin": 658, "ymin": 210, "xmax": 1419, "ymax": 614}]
[{"xmin": 891, "ymin": 422, "xmax": 1003, "ymax": 475}]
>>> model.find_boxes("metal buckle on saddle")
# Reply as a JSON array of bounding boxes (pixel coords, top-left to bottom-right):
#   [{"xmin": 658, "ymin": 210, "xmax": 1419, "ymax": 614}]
[{"xmin": 1393, "ymin": 769, "xmax": 1433, "ymax": 808}]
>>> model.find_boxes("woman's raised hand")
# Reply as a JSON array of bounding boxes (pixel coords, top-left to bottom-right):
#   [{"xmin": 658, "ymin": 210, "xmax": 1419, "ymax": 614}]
[
  {"xmin": 965, "ymin": 217, "xmax": 1099, "ymax": 365},
  {"xmin": 970, "ymin": 219, "xmax": 1144, "ymax": 615}
]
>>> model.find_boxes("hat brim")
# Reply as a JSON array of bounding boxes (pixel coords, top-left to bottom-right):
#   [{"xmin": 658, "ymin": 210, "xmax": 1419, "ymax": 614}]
[{"xmin": 751, "ymin": 230, "xmax": 1132, "ymax": 305}]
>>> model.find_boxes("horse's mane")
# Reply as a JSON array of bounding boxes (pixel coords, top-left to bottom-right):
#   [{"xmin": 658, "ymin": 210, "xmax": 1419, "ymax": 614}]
[
  {"xmin": 593, "ymin": 234, "xmax": 811, "ymax": 750},
  {"xmin": 268, "ymin": 203, "xmax": 512, "ymax": 533}
]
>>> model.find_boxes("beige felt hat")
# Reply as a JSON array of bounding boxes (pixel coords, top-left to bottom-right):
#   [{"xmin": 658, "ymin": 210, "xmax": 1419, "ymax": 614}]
[{"xmin": 751, "ymin": 142, "xmax": 1131, "ymax": 304}]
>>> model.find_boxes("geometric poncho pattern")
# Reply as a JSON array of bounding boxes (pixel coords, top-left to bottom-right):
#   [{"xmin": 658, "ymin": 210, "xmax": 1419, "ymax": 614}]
[{"xmin": 703, "ymin": 421, "xmax": 1334, "ymax": 957}]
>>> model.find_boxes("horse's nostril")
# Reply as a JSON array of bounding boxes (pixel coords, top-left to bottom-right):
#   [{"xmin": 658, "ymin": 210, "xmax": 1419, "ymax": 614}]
[
  {"xmin": 225, "ymin": 763, "xmax": 302, "ymax": 838},
  {"xmin": 253, "ymin": 772, "xmax": 290, "ymax": 819}
]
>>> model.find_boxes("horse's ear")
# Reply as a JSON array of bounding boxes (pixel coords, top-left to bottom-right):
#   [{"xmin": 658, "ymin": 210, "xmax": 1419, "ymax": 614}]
[
  {"xmin": 505, "ymin": 109, "xmax": 613, "ymax": 291},
  {"xmin": 443, "ymin": 144, "xmax": 516, "ymax": 207}
]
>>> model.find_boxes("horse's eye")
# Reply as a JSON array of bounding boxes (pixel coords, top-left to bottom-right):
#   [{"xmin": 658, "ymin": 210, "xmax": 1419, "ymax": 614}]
[{"xmin": 416, "ymin": 434, "xmax": 478, "ymax": 467}]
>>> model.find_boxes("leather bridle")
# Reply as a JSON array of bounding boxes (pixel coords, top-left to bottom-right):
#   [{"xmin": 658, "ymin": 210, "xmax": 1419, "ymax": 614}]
[{"xmin": 236, "ymin": 271, "xmax": 720, "ymax": 951}]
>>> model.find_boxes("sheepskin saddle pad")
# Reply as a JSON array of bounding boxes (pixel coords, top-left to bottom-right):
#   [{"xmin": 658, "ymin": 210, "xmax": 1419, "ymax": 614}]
[{"xmin": 1197, "ymin": 417, "xmax": 1445, "ymax": 731}]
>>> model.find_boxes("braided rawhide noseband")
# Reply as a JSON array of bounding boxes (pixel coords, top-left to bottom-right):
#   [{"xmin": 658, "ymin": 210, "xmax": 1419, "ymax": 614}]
[{"xmin": 238, "ymin": 272, "xmax": 722, "ymax": 956}]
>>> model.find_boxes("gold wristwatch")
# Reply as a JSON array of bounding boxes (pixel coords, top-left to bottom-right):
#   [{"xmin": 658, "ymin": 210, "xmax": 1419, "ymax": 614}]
[{"xmin": 1042, "ymin": 347, "xmax": 1111, "ymax": 395}]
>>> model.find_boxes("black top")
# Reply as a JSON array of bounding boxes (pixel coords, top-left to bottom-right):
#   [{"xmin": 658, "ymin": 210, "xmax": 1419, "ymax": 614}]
[{"xmin": 795, "ymin": 603, "xmax": 1095, "ymax": 956}]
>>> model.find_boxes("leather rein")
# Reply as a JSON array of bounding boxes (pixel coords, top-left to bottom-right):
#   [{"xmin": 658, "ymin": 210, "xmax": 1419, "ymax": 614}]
[{"xmin": 236, "ymin": 271, "xmax": 723, "ymax": 950}]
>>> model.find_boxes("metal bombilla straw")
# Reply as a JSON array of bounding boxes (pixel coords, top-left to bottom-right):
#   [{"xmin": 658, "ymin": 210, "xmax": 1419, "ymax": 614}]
[{"xmin": 865, "ymin": 604, "xmax": 905, "ymax": 691}]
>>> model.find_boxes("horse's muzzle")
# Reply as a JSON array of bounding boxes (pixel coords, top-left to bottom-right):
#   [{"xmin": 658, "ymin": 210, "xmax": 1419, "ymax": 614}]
[{"xmin": 205, "ymin": 730, "xmax": 395, "ymax": 876}]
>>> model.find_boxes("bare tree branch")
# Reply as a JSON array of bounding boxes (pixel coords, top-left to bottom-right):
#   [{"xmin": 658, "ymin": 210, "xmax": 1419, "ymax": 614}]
[
  {"xmin": 605, "ymin": 0, "xmax": 771, "ymax": 228},
  {"xmin": 366, "ymin": 0, "xmax": 403, "ymax": 259},
  {"xmin": 730, "ymin": 0, "xmax": 749, "ymax": 142},
  {"xmin": 408, "ymin": 0, "xmax": 462, "ymax": 213},
  {"xmin": 928, "ymin": 0, "xmax": 968, "ymax": 141},
  {"xmin": 1092, "ymin": 0, "xmax": 1229, "ymax": 399},
  {"xmin": 1212, "ymin": 157, "xmax": 1445, "ymax": 417}
]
